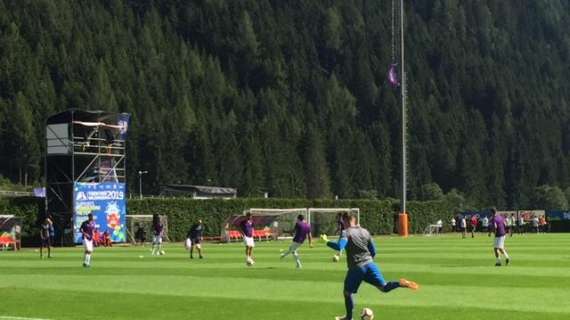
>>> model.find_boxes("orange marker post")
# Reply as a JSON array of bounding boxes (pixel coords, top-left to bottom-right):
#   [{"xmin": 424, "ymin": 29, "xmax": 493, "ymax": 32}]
[{"xmin": 398, "ymin": 212, "xmax": 409, "ymax": 237}]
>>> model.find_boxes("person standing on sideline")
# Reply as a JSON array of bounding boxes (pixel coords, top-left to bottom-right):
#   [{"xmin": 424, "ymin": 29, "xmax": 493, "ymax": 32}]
[
  {"xmin": 40, "ymin": 217, "xmax": 52, "ymax": 259},
  {"xmin": 509, "ymin": 214, "xmax": 516, "ymax": 237},
  {"xmin": 470, "ymin": 215, "xmax": 478, "ymax": 238},
  {"xmin": 482, "ymin": 215, "xmax": 490, "ymax": 236},
  {"xmin": 460, "ymin": 216, "xmax": 467, "ymax": 239},
  {"xmin": 490, "ymin": 209, "xmax": 510, "ymax": 266},
  {"xmin": 240, "ymin": 213, "xmax": 255, "ymax": 265},
  {"xmin": 280, "ymin": 214, "xmax": 313, "ymax": 268},
  {"xmin": 80, "ymin": 214, "xmax": 96, "ymax": 267},
  {"xmin": 451, "ymin": 217, "xmax": 456, "ymax": 232}
]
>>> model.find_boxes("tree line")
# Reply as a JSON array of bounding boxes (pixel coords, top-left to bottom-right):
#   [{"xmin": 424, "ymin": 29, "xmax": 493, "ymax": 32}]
[{"xmin": 0, "ymin": 0, "xmax": 569, "ymax": 210}]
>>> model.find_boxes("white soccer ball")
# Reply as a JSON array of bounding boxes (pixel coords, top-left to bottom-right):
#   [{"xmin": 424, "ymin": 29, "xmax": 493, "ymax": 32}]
[
  {"xmin": 360, "ymin": 307, "xmax": 374, "ymax": 320},
  {"xmin": 159, "ymin": 250, "xmax": 166, "ymax": 256},
  {"xmin": 246, "ymin": 258, "xmax": 255, "ymax": 266},
  {"xmin": 332, "ymin": 254, "xmax": 340, "ymax": 262}
]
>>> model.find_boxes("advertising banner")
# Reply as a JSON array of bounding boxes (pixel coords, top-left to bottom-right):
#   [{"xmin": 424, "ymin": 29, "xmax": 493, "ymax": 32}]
[
  {"xmin": 546, "ymin": 210, "xmax": 570, "ymax": 222},
  {"xmin": 73, "ymin": 182, "xmax": 127, "ymax": 244}
]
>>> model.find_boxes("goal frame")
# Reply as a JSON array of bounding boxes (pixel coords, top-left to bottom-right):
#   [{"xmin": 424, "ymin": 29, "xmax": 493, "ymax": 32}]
[
  {"xmin": 126, "ymin": 214, "xmax": 170, "ymax": 244},
  {"xmin": 307, "ymin": 208, "xmax": 360, "ymax": 235}
]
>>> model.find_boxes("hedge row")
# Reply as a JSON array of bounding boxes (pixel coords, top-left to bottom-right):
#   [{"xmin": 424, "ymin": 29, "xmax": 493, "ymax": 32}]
[
  {"xmin": 0, "ymin": 197, "xmax": 43, "ymax": 245},
  {"xmin": 129, "ymin": 198, "xmax": 453, "ymax": 241},
  {"xmin": 1, "ymin": 197, "xmax": 454, "ymax": 243}
]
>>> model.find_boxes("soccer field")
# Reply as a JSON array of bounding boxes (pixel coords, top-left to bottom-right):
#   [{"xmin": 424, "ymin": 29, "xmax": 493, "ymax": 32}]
[{"xmin": 1, "ymin": 234, "xmax": 569, "ymax": 320}]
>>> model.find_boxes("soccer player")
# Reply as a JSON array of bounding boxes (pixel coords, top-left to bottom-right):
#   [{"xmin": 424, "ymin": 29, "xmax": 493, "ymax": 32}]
[
  {"xmin": 517, "ymin": 214, "xmax": 525, "ymax": 234},
  {"xmin": 532, "ymin": 215, "xmax": 540, "ymax": 234},
  {"xmin": 321, "ymin": 212, "xmax": 419, "ymax": 320},
  {"xmin": 490, "ymin": 209, "xmax": 510, "ymax": 266},
  {"xmin": 80, "ymin": 214, "xmax": 95, "ymax": 267},
  {"xmin": 280, "ymin": 214, "xmax": 313, "ymax": 268},
  {"xmin": 240, "ymin": 213, "xmax": 255, "ymax": 264},
  {"xmin": 508, "ymin": 213, "xmax": 516, "ymax": 237},
  {"xmin": 334, "ymin": 212, "xmax": 348, "ymax": 260},
  {"xmin": 151, "ymin": 214, "xmax": 164, "ymax": 256},
  {"xmin": 39, "ymin": 217, "xmax": 52, "ymax": 259},
  {"xmin": 188, "ymin": 219, "xmax": 205, "ymax": 259}
]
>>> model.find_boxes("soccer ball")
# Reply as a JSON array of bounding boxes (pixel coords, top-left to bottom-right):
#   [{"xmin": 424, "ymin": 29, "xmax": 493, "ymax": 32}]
[
  {"xmin": 246, "ymin": 258, "xmax": 255, "ymax": 267},
  {"xmin": 360, "ymin": 307, "xmax": 374, "ymax": 320},
  {"xmin": 159, "ymin": 250, "xmax": 166, "ymax": 256},
  {"xmin": 332, "ymin": 254, "xmax": 340, "ymax": 262}
]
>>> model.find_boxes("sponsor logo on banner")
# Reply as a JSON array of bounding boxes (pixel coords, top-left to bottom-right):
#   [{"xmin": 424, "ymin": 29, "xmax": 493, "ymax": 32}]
[{"xmin": 73, "ymin": 182, "xmax": 127, "ymax": 243}]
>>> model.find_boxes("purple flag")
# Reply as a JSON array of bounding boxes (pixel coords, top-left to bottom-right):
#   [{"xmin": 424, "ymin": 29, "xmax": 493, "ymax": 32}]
[{"xmin": 387, "ymin": 63, "xmax": 400, "ymax": 88}]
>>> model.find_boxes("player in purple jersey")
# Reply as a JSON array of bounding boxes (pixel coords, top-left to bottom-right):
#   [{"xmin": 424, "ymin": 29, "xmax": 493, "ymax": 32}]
[
  {"xmin": 280, "ymin": 215, "xmax": 313, "ymax": 268},
  {"xmin": 240, "ymin": 213, "xmax": 255, "ymax": 265},
  {"xmin": 151, "ymin": 214, "xmax": 165, "ymax": 256},
  {"xmin": 490, "ymin": 208, "xmax": 511, "ymax": 266},
  {"xmin": 80, "ymin": 214, "xmax": 95, "ymax": 267}
]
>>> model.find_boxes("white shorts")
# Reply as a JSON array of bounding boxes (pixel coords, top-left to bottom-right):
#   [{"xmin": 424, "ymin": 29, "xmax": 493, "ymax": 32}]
[
  {"xmin": 494, "ymin": 236, "xmax": 506, "ymax": 249},
  {"xmin": 185, "ymin": 238, "xmax": 192, "ymax": 249},
  {"xmin": 83, "ymin": 239, "xmax": 94, "ymax": 252},
  {"xmin": 244, "ymin": 236, "xmax": 255, "ymax": 247},
  {"xmin": 153, "ymin": 236, "xmax": 162, "ymax": 245}
]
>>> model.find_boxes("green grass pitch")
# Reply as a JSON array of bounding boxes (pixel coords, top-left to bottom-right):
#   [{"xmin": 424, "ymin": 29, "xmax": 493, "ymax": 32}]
[{"xmin": 1, "ymin": 234, "xmax": 569, "ymax": 320}]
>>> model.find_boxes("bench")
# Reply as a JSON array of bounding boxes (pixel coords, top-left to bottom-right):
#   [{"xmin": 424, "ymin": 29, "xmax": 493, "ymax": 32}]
[
  {"xmin": 227, "ymin": 229, "xmax": 273, "ymax": 242},
  {"xmin": 0, "ymin": 235, "xmax": 20, "ymax": 251}
]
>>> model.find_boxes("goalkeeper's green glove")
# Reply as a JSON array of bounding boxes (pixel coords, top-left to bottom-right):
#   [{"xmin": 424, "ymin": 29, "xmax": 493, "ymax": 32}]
[{"xmin": 320, "ymin": 234, "xmax": 329, "ymax": 243}]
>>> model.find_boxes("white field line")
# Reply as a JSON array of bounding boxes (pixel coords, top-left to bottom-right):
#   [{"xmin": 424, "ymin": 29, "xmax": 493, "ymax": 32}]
[{"xmin": 0, "ymin": 316, "xmax": 52, "ymax": 320}]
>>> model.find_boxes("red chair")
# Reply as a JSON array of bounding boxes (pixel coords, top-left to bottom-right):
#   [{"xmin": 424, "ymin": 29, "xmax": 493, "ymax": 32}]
[{"xmin": 0, "ymin": 235, "xmax": 16, "ymax": 251}]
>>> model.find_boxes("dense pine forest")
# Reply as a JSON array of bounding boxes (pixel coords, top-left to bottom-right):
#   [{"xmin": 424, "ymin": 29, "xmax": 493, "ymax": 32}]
[{"xmin": 0, "ymin": 0, "xmax": 569, "ymax": 209}]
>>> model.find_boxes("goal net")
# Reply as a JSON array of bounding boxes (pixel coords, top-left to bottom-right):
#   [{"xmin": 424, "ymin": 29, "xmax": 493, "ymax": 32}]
[
  {"xmin": 308, "ymin": 208, "xmax": 360, "ymax": 237},
  {"xmin": 222, "ymin": 208, "xmax": 308, "ymax": 242},
  {"xmin": 126, "ymin": 215, "xmax": 170, "ymax": 244}
]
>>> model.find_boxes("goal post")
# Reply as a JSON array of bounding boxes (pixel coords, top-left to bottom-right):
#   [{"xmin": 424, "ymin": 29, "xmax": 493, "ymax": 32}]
[
  {"xmin": 222, "ymin": 208, "xmax": 307, "ymax": 242},
  {"xmin": 308, "ymin": 208, "xmax": 360, "ymax": 236},
  {"xmin": 126, "ymin": 214, "xmax": 169, "ymax": 244}
]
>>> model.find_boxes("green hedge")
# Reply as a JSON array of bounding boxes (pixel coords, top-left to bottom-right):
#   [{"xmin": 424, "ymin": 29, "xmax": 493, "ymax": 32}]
[
  {"xmin": 2, "ymin": 196, "xmax": 454, "ymax": 243},
  {"xmin": 0, "ymin": 197, "xmax": 43, "ymax": 244},
  {"xmin": 129, "ymin": 198, "xmax": 453, "ymax": 241}
]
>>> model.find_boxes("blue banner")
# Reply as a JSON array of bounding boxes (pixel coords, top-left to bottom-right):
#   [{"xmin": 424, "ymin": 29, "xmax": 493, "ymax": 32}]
[
  {"xmin": 546, "ymin": 210, "xmax": 570, "ymax": 222},
  {"xmin": 73, "ymin": 182, "xmax": 127, "ymax": 244}
]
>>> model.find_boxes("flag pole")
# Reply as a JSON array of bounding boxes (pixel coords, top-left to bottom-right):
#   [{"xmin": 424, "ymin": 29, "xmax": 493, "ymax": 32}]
[{"xmin": 399, "ymin": 0, "xmax": 409, "ymax": 237}]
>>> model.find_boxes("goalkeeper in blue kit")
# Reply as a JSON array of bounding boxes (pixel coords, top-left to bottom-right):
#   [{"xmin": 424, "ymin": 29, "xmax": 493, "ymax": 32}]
[{"xmin": 321, "ymin": 212, "xmax": 419, "ymax": 320}]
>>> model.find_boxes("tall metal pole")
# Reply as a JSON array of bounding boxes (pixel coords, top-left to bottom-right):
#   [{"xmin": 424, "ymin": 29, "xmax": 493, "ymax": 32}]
[
  {"xmin": 138, "ymin": 171, "xmax": 147, "ymax": 200},
  {"xmin": 400, "ymin": 0, "xmax": 407, "ymax": 215}
]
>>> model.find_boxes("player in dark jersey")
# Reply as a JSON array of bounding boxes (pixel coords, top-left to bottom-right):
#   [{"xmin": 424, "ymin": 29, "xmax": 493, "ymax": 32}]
[
  {"xmin": 187, "ymin": 219, "xmax": 205, "ymax": 259},
  {"xmin": 321, "ymin": 212, "xmax": 419, "ymax": 320},
  {"xmin": 40, "ymin": 217, "xmax": 52, "ymax": 259},
  {"xmin": 151, "ymin": 214, "xmax": 164, "ymax": 256},
  {"xmin": 280, "ymin": 215, "xmax": 313, "ymax": 268},
  {"xmin": 334, "ymin": 212, "xmax": 348, "ymax": 260},
  {"xmin": 490, "ymin": 208, "xmax": 511, "ymax": 266},
  {"xmin": 240, "ymin": 213, "xmax": 255, "ymax": 265},
  {"xmin": 80, "ymin": 214, "xmax": 96, "ymax": 267}
]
